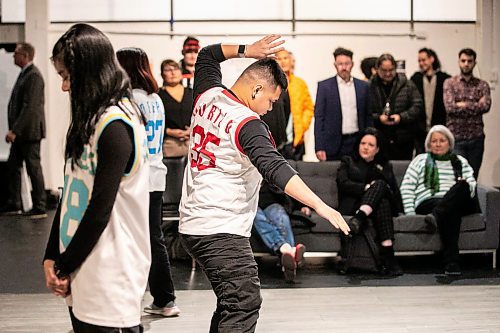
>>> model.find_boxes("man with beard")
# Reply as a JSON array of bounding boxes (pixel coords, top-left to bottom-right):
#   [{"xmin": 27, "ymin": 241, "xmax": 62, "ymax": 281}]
[
  {"xmin": 314, "ymin": 47, "xmax": 371, "ymax": 161},
  {"xmin": 443, "ymin": 48, "xmax": 491, "ymax": 178}
]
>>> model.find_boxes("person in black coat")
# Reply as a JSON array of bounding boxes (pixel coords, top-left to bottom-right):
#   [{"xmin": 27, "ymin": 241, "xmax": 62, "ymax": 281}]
[
  {"xmin": 2, "ymin": 42, "xmax": 46, "ymax": 218},
  {"xmin": 410, "ymin": 48, "xmax": 451, "ymax": 154},
  {"xmin": 368, "ymin": 53, "xmax": 423, "ymax": 160},
  {"xmin": 336, "ymin": 127, "xmax": 403, "ymax": 275}
]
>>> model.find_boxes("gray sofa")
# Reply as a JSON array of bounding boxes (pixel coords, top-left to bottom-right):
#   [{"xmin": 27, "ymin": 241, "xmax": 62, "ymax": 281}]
[{"xmin": 250, "ymin": 160, "xmax": 500, "ymax": 268}]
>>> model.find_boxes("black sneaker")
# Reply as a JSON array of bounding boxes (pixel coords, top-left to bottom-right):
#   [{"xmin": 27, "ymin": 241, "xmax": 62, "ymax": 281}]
[
  {"xmin": 444, "ymin": 262, "xmax": 462, "ymax": 276},
  {"xmin": 24, "ymin": 208, "xmax": 48, "ymax": 219},
  {"xmin": 0, "ymin": 204, "xmax": 22, "ymax": 216},
  {"xmin": 347, "ymin": 216, "xmax": 363, "ymax": 235}
]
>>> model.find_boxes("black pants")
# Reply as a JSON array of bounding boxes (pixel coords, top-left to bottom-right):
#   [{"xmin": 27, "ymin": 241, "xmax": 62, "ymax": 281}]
[
  {"xmin": 180, "ymin": 233, "xmax": 262, "ymax": 333},
  {"xmin": 359, "ymin": 179, "xmax": 395, "ymax": 242},
  {"xmin": 327, "ymin": 133, "xmax": 358, "ymax": 161},
  {"xmin": 69, "ymin": 307, "xmax": 143, "ymax": 333},
  {"xmin": 388, "ymin": 139, "xmax": 414, "ymax": 161},
  {"xmin": 148, "ymin": 191, "xmax": 176, "ymax": 307},
  {"xmin": 7, "ymin": 140, "xmax": 46, "ymax": 210},
  {"xmin": 415, "ymin": 181, "xmax": 475, "ymax": 264}
]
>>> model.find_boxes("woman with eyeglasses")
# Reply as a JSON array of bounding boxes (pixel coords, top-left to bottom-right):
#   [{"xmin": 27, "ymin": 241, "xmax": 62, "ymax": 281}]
[{"xmin": 158, "ymin": 59, "xmax": 194, "ymax": 158}]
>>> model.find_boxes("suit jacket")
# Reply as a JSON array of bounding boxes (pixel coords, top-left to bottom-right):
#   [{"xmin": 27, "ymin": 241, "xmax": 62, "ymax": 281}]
[
  {"xmin": 314, "ymin": 76, "xmax": 372, "ymax": 156},
  {"xmin": 336, "ymin": 155, "xmax": 403, "ymax": 216},
  {"xmin": 8, "ymin": 63, "xmax": 46, "ymax": 141},
  {"xmin": 410, "ymin": 71, "xmax": 451, "ymax": 133}
]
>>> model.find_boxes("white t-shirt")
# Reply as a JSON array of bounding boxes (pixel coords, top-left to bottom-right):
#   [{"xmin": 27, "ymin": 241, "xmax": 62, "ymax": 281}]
[
  {"xmin": 60, "ymin": 100, "xmax": 151, "ymax": 327},
  {"xmin": 133, "ymin": 89, "xmax": 168, "ymax": 192},
  {"xmin": 337, "ymin": 75, "xmax": 359, "ymax": 135},
  {"xmin": 179, "ymin": 87, "xmax": 263, "ymax": 237}
]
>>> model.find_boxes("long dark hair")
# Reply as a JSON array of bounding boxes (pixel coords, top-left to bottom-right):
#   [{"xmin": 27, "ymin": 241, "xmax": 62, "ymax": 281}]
[
  {"xmin": 116, "ymin": 47, "xmax": 158, "ymax": 94},
  {"xmin": 51, "ymin": 23, "xmax": 132, "ymax": 167},
  {"xmin": 353, "ymin": 127, "xmax": 388, "ymax": 164},
  {"xmin": 419, "ymin": 48, "xmax": 442, "ymax": 71}
]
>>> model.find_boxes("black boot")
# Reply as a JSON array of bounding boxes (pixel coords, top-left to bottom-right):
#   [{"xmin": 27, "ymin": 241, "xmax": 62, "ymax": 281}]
[
  {"xmin": 347, "ymin": 210, "xmax": 367, "ymax": 235},
  {"xmin": 380, "ymin": 245, "xmax": 403, "ymax": 276}
]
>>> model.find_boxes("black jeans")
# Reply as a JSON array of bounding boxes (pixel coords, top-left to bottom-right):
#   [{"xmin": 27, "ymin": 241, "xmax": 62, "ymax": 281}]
[
  {"xmin": 359, "ymin": 179, "xmax": 395, "ymax": 242},
  {"xmin": 148, "ymin": 191, "xmax": 176, "ymax": 307},
  {"xmin": 454, "ymin": 135, "xmax": 484, "ymax": 179},
  {"xmin": 415, "ymin": 181, "xmax": 476, "ymax": 264},
  {"xmin": 180, "ymin": 233, "xmax": 262, "ymax": 333},
  {"xmin": 69, "ymin": 307, "xmax": 143, "ymax": 333},
  {"xmin": 7, "ymin": 140, "xmax": 46, "ymax": 210}
]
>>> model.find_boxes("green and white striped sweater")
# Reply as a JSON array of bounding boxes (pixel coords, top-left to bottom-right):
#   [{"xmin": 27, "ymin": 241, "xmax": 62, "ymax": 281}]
[{"xmin": 400, "ymin": 153, "xmax": 476, "ymax": 215}]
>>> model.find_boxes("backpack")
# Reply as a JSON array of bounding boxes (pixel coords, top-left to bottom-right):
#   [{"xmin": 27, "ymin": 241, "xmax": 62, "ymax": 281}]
[{"xmin": 337, "ymin": 222, "xmax": 382, "ymax": 274}]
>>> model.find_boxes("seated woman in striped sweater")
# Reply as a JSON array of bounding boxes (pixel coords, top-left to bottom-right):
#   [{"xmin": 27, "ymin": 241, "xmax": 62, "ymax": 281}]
[{"xmin": 400, "ymin": 125, "xmax": 477, "ymax": 276}]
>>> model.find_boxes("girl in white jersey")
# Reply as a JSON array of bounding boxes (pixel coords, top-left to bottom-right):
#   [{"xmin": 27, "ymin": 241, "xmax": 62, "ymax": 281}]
[
  {"xmin": 117, "ymin": 47, "xmax": 180, "ymax": 317},
  {"xmin": 43, "ymin": 24, "xmax": 150, "ymax": 333}
]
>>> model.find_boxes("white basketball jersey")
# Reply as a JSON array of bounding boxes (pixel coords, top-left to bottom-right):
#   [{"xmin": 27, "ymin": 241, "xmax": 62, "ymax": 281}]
[
  {"xmin": 179, "ymin": 87, "xmax": 263, "ymax": 237},
  {"xmin": 133, "ymin": 89, "xmax": 168, "ymax": 192},
  {"xmin": 59, "ymin": 100, "xmax": 151, "ymax": 327}
]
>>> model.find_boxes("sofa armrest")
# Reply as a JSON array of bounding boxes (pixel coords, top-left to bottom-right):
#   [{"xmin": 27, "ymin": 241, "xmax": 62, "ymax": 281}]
[{"xmin": 477, "ymin": 184, "xmax": 500, "ymax": 250}]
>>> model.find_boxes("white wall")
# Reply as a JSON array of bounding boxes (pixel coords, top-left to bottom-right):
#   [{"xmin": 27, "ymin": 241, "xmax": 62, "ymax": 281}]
[{"xmin": 5, "ymin": 17, "xmax": 498, "ymax": 189}]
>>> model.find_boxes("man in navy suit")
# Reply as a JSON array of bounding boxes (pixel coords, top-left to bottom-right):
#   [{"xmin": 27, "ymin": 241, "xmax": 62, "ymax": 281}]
[{"xmin": 314, "ymin": 47, "xmax": 372, "ymax": 161}]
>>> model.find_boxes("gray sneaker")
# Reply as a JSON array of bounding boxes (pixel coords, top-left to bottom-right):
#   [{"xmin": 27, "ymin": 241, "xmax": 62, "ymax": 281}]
[{"xmin": 144, "ymin": 302, "xmax": 180, "ymax": 317}]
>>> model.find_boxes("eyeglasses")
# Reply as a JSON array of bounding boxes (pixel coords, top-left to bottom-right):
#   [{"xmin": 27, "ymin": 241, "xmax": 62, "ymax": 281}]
[{"xmin": 378, "ymin": 68, "xmax": 396, "ymax": 74}]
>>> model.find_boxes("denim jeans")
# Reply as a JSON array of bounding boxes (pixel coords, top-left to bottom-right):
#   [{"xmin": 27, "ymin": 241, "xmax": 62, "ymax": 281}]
[
  {"xmin": 454, "ymin": 135, "xmax": 484, "ymax": 178},
  {"xmin": 148, "ymin": 191, "xmax": 176, "ymax": 307},
  {"xmin": 253, "ymin": 204, "xmax": 295, "ymax": 254},
  {"xmin": 180, "ymin": 233, "xmax": 262, "ymax": 333}
]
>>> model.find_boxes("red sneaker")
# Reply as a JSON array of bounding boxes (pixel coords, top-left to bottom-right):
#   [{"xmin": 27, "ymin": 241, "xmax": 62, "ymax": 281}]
[{"xmin": 295, "ymin": 244, "xmax": 306, "ymax": 268}]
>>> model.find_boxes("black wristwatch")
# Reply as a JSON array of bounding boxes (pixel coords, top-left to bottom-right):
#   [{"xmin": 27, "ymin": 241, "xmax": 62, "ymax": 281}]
[{"xmin": 238, "ymin": 44, "xmax": 246, "ymax": 58}]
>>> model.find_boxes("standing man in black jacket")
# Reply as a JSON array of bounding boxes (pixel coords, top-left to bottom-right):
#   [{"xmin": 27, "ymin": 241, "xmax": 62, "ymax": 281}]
[
  {"xmin": 369, "ymin": 53, "xmax": 423, "ymax": 160},
  {"xmin": 410, "ymin": 48, "xmax": 451, "ymax": 154},
  {"xmin": 2, "ymin": 43, "xmax": 47, "ymax": 218}
]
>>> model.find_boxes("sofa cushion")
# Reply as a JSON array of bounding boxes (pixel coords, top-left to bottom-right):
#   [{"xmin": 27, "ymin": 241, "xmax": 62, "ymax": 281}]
[
  {"xmin": 295, "ymin": 161, "xmax": 340, "ymax": 208},
  {"xmin": 391, "ymin": 160, "xmax": 411, "ymax": 186},
  {"xmin": 292, "ymin": 212, "xmax": 486, "ymax": 235},
  {"xmin": 391, "ymin": 213, "xmax": 485, "ymax": 233}
]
